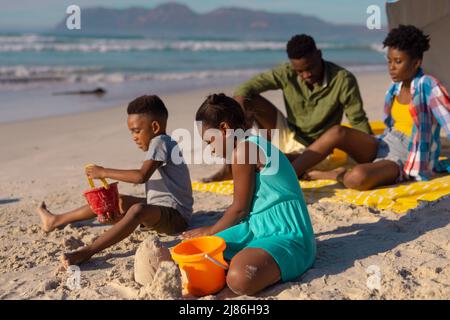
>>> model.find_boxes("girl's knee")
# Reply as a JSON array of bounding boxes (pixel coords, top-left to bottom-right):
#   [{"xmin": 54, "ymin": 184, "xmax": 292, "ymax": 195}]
[{"xmin": 226, "ymin": 265, "xmax": 258, "ymax": 296}]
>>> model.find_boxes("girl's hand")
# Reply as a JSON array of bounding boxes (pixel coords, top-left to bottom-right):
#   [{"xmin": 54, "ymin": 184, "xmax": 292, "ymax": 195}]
[
  {"xmin": 85, "ymin": 165, "xmax": 105, "ymax": 179},
  {"xmin": 181, "ymin": 226, "xmax": 213, "ymax": 239}
]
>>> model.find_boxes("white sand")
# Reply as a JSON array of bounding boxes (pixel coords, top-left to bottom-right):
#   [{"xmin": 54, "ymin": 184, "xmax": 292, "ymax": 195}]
[{"xmin": 0, "ymin": 71, "xmax": 449, "ymax": 300}]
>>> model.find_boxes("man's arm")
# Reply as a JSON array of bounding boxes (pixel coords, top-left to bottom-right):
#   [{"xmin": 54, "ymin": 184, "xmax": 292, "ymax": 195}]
[
  {"xmin": 85, "ymin": 159, "xmax": 162, "ymax": 184},
  {"xmin": 340, "ymin": 74, "xmax": 373, "ymax": 135},
  {"xmin": 233, "ymin": 64, "xmax": 285, "ymax": 99}
]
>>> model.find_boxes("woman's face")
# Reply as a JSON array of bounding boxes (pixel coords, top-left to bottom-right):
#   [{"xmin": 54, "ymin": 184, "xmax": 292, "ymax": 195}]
[{"xmin": 387, "ymin": 47, "xmax": 421, "ymax": 83}]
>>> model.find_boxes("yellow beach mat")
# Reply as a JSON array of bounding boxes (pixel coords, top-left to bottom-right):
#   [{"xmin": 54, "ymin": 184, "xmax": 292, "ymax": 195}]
[{"xmin": 192, "ymin": 174, "xmax": 450, "ymax": 214}]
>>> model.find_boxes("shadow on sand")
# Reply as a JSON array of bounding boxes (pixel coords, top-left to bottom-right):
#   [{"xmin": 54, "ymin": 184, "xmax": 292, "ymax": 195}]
[{"xmin": 260, "ymin": 201, "xmax": 450, "ymax": 297}]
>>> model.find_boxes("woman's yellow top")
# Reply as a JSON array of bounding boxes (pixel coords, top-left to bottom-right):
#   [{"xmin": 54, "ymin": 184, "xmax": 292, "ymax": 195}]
[{"xmin": 392, "ymin": 96, "xmax": 414, "ymax": 137}]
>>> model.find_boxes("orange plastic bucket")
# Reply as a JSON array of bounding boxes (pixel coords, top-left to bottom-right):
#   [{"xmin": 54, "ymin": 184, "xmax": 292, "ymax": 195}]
[{"xmin": 171, "ymin": 236, "xmax": 228, "ymax": 297}]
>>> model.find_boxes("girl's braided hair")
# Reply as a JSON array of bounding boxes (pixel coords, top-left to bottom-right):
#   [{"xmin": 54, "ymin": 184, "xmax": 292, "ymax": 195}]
[{"xmin": 196, "ymin": 93, "xmax": 249, "ymax": 129}]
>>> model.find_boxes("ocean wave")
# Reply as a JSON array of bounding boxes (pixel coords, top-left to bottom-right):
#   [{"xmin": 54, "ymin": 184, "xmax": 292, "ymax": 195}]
[
  {"xmin": 0, "ymin": 40, "xmax": 285, "ymax": 53},
  {"xmin": 0, "ymin": 35, "xmax": 383, "ymax": 53},
  {"xmin": 0, "ymin": 65, "xmax": 103, "ymax": 83},
  {"xmin": 0, "ymin": 63, "xmax": 387, "ymax": 89},
  {"xmin": 369, "ymin": 43, "xmax": 386, "ymax": 53},
  {"xmin": 0, "ymin": 34, "xmax": 56, "ymax": 43},
  {"xmin": 346, "ymin": 64, "xmax": 386, "ymax": 73},
  {"xmin": 0, "ymin": 65, "xmax": 262, "ymax": 85}
]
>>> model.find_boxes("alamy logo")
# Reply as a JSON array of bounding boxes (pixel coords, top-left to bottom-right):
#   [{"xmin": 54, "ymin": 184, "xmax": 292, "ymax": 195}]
[
  {"xmin": 66, "ymin": 5, "xmax": 81, "ymax": 30},
  {"xmin": 366, "ymin": 5, "xmax": 381, "ymax": 30}
]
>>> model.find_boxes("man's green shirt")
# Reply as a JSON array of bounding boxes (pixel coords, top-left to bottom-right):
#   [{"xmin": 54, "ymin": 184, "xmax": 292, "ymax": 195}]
[{"xmin": 234, "ymin": 60, "xmax": 372, "ymax": 145}]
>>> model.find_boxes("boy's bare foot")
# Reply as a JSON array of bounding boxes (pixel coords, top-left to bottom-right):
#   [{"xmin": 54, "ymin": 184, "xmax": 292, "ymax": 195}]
[
  {"xmin": 303, "ymin": 167, "xmax": 347, "ymax": 181},
  {"xmin": 36, "ymin": 201, "xmax": 58, "ymax": 232},
  {"xmin": 201, "ymin": 164, "xmax": 232, "ymax": 182},
  {"xmin": 61, "ymin": 248, "xmax": 92, "ymax": 270}
]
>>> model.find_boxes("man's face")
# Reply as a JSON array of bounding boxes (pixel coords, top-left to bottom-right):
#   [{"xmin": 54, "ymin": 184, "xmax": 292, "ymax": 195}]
[
  {"xmin": 127, "ymin": 114, "xmax": 155, "ymax": 151},
  {"xmin": 290, "ymin": 50, "xmax": 323, "ymax": 86}
]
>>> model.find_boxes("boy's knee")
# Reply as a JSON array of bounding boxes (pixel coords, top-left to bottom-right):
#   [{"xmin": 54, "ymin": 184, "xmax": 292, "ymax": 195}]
[
  {"xmin": 226, "ymin": 265, "xmax": 258, "ymax": 296},
  {"xmin": 343, "ymin": 167, "xmax": 371, "ymax": 190},
  {"xmin": 128, "ymin": 203, "xmax": 146, "ymax": 221}
]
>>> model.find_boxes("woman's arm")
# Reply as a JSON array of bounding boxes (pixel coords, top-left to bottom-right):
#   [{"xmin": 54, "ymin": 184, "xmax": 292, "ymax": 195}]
[
  {"xmin": 85, "ymin": 159, "xmax": 162, "ymax": 184},
  {"xmin": 427, "ymin": 78, "xmax": 450, "ymax": 139},
  {"xmin": 182, "ymin": 142, "xmax": 256, "ymax": 238}
]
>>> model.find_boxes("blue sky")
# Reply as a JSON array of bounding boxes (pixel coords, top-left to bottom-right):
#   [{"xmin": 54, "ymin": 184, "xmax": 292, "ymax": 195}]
[{"xmin": 0, "ymin": 0, "xmax": 389, "ymax": 31}]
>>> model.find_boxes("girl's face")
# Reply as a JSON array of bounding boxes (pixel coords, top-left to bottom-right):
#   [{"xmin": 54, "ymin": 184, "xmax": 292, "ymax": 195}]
[
  {"xmin": 201, "ymin": 122, "xmax": 233, "ymax": 160},
  {"xmin": 387, "ymin": 47, "xmax": 421, "ymax": 83}
]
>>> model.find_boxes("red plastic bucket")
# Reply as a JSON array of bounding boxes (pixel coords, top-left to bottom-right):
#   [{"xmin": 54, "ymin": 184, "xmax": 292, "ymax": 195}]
[{"xmin": 83, "ymin": 180, "xmax": 121, "ymax": 223}]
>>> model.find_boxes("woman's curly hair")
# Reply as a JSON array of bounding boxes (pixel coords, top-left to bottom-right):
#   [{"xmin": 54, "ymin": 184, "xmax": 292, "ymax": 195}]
[{"xmin": 383, "ymin": 24, "xmax": 430, "ymax": 59}]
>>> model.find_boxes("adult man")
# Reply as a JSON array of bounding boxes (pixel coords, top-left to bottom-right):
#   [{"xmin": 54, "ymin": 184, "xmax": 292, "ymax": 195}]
[{"xmin": 203, "ymin": 34, "xmax": 372, "ymax": 182}]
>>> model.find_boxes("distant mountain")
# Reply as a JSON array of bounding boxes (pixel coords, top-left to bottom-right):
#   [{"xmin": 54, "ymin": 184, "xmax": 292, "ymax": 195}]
[{"xmin": 54, "ymin": 2, "xmax": 385, "ymax": 41}]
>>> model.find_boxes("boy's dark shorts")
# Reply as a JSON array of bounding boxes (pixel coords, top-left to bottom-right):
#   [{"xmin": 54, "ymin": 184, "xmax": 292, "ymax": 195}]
[{"xmin": 140, "ymin": 206, "xmax": 188, "ymax": 235}]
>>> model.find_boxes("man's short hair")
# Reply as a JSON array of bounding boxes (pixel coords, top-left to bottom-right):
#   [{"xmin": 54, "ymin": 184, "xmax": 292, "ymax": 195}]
[{"xmin": 286, "ymin": 34, "xmax": 318, "ymax": 59}]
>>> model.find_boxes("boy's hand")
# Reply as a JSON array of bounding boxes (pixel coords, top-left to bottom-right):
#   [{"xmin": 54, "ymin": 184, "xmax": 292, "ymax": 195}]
[
  {"xmin": 181, "ymin": 226, "xmax": 213, "ymax": 239},
  {"xmin": 85, "ymin": 165, "xmax": 106, "ymax": 179}
]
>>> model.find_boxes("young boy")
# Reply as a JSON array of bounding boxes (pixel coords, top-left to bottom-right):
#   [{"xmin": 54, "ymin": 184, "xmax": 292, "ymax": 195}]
[{"xmin": 36, "ymin": 95, "xmax": 193, "ymax": 268}]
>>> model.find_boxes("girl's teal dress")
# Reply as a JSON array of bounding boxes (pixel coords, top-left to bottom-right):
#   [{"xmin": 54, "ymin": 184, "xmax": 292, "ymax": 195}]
[{"xmin": 216, "ymin": 135, "xmax": 316, "ymax": 281}]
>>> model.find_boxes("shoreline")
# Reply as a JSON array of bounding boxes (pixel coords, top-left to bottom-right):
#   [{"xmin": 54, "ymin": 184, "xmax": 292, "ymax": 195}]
[{"xmin": 0, "ymin": 68, "xmax": 388, "ymax": 125}]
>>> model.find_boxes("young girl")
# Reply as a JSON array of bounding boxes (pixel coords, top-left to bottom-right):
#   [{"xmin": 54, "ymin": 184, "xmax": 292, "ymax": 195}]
[
  {"xmin": 290, "ymin": 25, "xmax": 450, "ymax": 190},
  {"xmin": 182, "ymin": 93, "xmax": 316, "ymax": 296}
]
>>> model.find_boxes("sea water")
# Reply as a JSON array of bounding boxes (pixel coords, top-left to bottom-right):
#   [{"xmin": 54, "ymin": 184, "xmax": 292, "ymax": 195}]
[{"xmin": 0, "ymin": 33, "xmax": 386, "ymax": 123}]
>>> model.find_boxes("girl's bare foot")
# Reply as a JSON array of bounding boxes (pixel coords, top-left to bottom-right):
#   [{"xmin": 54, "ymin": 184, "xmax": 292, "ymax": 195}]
[
  {"xmin": 61, "ymin": 247, "xmax": 92, "ymax": 269},
  {"xmin": 303, "ymin": 167, "xmax": 347, "ymax": 181},
  {"xmin": 36, "ymin": 201, "xmax": 58, "ymax": 232}
]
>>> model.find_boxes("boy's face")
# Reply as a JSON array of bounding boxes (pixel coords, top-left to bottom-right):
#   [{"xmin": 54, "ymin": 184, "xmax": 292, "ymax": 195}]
[
  {"xmin": 387, "ymin": 47, "xmax": 421, "ymax": 83},
  {"xmin": 127, "ymin": 114, "xmax": 159, "ymax": 151}
]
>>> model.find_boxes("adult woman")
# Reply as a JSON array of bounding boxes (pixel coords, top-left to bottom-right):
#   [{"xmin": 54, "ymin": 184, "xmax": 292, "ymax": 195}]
[{"xmin": 292, "ymin": 25, "xmax": 450, "ymax": 190}]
